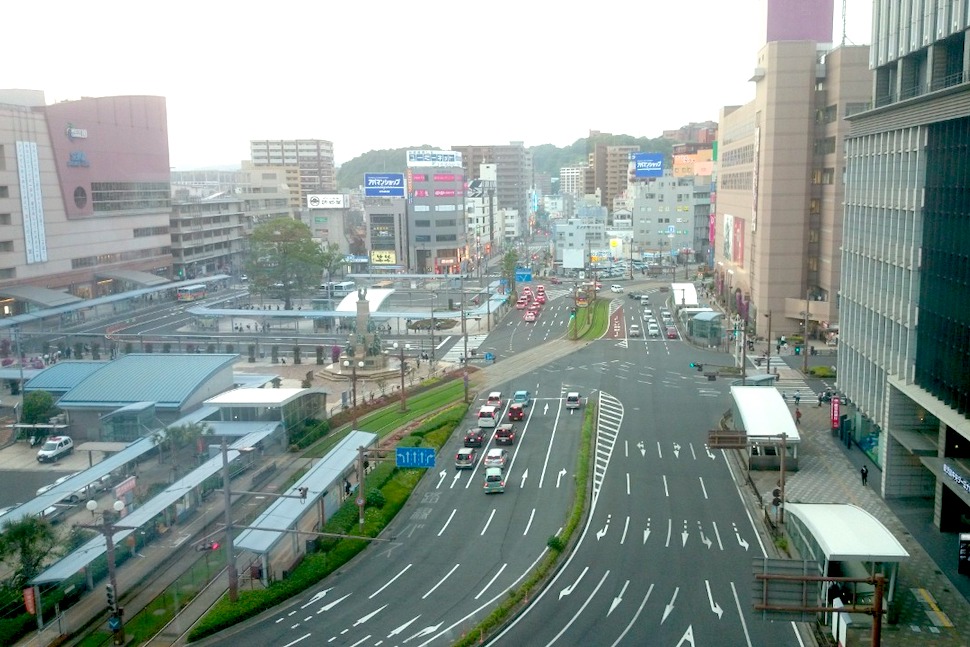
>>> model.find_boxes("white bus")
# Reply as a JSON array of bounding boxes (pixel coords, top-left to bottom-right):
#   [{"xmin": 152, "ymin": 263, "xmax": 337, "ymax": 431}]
[{"xmin": 321, "ymin": 281, "xmax": 356, "ymax": 297}]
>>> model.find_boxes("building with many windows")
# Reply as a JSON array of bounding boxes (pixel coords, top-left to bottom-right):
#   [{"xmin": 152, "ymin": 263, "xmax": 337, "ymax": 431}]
[
  {"xmin": 406, "ymin": 150, "xmax": 466, "ymax": 274},
  {"xmin": 839, "ymin": 1, "xmax": 970, "ymax": 533},
  {"xmin": 628, "ymin": 171, "xmax": 710, "ymax": 264},
  {"xmin": 559, "ymin": 166, "xmax": 586, "ymax": 198},
  {"xmin": 451, "ymin": 142, "xmax": 531, "ymax": 238},
  {"xmin": 0, "ymin": 91, "xmax": 173, "ymax": 313},
  {"xmin": 249, "ymin": 139, "xmax": 336, "ymax": 208}
]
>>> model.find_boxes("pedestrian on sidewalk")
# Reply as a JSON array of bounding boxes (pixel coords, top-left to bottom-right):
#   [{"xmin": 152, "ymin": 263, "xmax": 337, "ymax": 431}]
[
  {"xmin": 795, "ymin": 407, "xmax": 802, "ymax": 425},
  {"xmin": 861, "ymin": 465, "xmax": 869, "ymax": 486},
  {"xmin": 817, "ymin": 392, "xmax": 823, "ymax": 407}
]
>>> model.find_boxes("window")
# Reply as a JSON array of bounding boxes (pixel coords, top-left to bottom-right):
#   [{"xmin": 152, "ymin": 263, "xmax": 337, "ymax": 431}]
[
  {"xmin": 0, "ymin": 214, "xmax": 10, "ymax": 225},
  {"xmin": 0, "ymin": 187, "xmax": 8, "ymax": 198},
  {"xmin": 414, "ymin": 220, "xmax": 431, "ymax": 227},
  {"xmin": 0, "ymin": 241, "xmax": 12, "ymax": 252},
  {"xmin": 436, "ymin": 234, "xmax": 457, "ymax": 242},
  {"xmin": 0, "ymin": 268, "xmax": 14, "ymax": 279}
]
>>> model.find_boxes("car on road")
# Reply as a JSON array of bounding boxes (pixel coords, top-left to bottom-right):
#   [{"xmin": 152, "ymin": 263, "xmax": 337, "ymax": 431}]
[
  {"xmin": 640, "ymin": 295, "xmax": 650, "ymax": 306},
  {"xmin": 648, "ymin": 323, "xmax": 661, "ymax": 337},
  {"xmin": 610, "ymin": 285, "xmax": 623, "ymax": 293},
  {"xmin": 483, "ymin": 467, "xmax": 505, "ymax": 494},
  {"xmin": 37, "ymin": 436, "xmax": 74, "ymax": 463},
  {"xmin": 36, "ymin": 472, "xmax": 81, "ymax": 497},
  {"xmin": 455, "ymin": 447, "xmax": 478, "ymax": 469},
  {"xmin": 536, "ymin": 285, "xmax": 545, "ymax": 296},
  {"xmin": 494, "ymin": 424, "xmax": 516, "ymax": 445},
  {"xmin": 550, "ymin": 277, "xmax": 562, "ymax": 284},
  {"xmin": 513, "ymin": 390, "xmax": 532, "ymax": 407},
  {"xmin": 522, "ymin": 287, "xmax": 533, "ymax": 298},
  {"xmin": 464, "ymin": 428, "xmax": 486, "ymax": 447},
  {"xmin": 486, "ymin": 391, "xmax": 502, "ymax": 408},
  {"xmin": 515, "ymin": 297, "xmax": 528, "ymax": 310},
  {"xmin": 535, "ymin": 293, "xmax": 546, "ymax": 304},
  {"xmin": 565, "ymin": 392, "xmax": 582, "ymax": 409},
  {"xmin": 628, "ymin": 292, "xmax": 640, "ymax": 300},
  {"xmin": 524, "ymin": 310, "xmax": 537, "ymax": 322},
  {"xmin": 477, "ymin": 405, "xmax": 499, "ymax": 428},
  {"xmin": 508, "ymin": 403, "xmax": 525, "ymax": 421},
  {"xmin": 484, "ymin": 448, "xmax": 508, "ymax": 468},
  {"xmin": 666, "ymin": 326, "xmax": 678, "ymax": 339},
  {"xmin": 629, "ymin": 324, "xmax": 641, "ymax": 338}
]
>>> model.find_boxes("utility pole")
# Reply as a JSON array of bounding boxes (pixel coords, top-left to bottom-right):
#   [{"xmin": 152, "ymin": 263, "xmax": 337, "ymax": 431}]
[
  {"xmin": 764, "ymin": 310, "xmax": 773, "ymax": 375},
  {"xmin": 461, "ymin": 274, "xmax": 469, "ymax": 403},
  {"xmin": 803, "ymin": 289, "xmax": 811, "ymax": 374}
]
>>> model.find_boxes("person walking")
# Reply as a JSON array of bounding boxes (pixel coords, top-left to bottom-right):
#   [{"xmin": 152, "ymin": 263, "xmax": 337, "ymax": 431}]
[
  {"xmin": 861, "ymin": 465, "xmax": 869, "ymax": 486},
  {"xmin": 817, "ymin": 392, "xmax": 823, "ymax": 407},
  {"xmin": 795, "ymin": 407, "xmax": 802, "ymax": 425},
  {"xmin": 794, "ymin": 393, "xmax": 801, "ymax": 406}
]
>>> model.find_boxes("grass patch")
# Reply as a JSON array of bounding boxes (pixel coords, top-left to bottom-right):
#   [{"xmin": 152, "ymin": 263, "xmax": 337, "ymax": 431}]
[
  {"xmin": 579, "ymin": 300, "xmax": 610, "ymax": 340},
  {"xmin": 808, "ymin": 365, "xmax": 836, "ymax": 378}
]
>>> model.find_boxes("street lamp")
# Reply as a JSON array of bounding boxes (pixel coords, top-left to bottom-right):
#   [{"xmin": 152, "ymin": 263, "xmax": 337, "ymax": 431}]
[
  {"xmin": 85, "ymin": 499, "xmax": 127, "ymax": 645},
  {"xmin": 392, "ymin": 342, "xmax": 410, "ymax": 412},
  {"xmin": 429, "ymin": 294, "xmax": 437, "ymax": 374},
  {"xmin": 764, "ymin": 311, "xmax": 773, "ymax": 375},
  {"xmin": 343, "ymin": 359, "xmax": 365, "ymax": 428}
]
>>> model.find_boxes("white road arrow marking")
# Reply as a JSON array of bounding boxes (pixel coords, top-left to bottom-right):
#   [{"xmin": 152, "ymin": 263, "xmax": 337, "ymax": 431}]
[
  {"xmin": 301, "ymin": 587, "xmax": 332, "ymax": 609},
  {"xmin": 596, "ymin": 514, "xmax": 611, "ymax": 540},
  {"xmin": 673, "ymin": 442, "xmax": 681, "ymax": 458},
  {"xmin": 637, "ymin": 440, "xmax": 646, "ymax": 457},
  {"xmin": 436, "ymin": 470, "xmax": 447, "ymax": 488},
  {"xmin": 387, "ymin": 614, "xmax": 421, "ymax": 636},
  {"xmin": 705, "ymin": 444, "xmax": 716, "ymax": 460},
  {"xmin": 733, "ymin": 523, "xmax": 749, "ymax": 550},
  {"xmin": 609, "ymin": 579, "xmax": 630, "ymax": 616},
  {"xmin": 674, "ymin": 625, "xmax": 696, "ymax": 646},
  {"xmin": 556, "ymin": 468, "xmax": 567, "ymax": 488},
  {"xmin": 662, "ymin": 587, "xmax": 679, "ymax": 624},
  {"xmin": 317, "ymin": 592, "xmax": 350, "ymax": 612},
  {"xmin": 353, "ymin": 603, "xmax": 387, "ymax": 625},
  {"xmin": 643, "ymin": 518, "xmax": 651, "ymax": 544},
  {"xmin": 403, "ymin": 623, "xmax": 443, "ymax": 643},
  {"xmin": 520, "ymin": 468, "xmax": 529, "ymax": 488},
  {"xmin": 705, "ymin": 580, "xmax": 723, "ymax": 619},
  {"xmin": 697, "ymin": 521, "xmax": 712, "ymax": 549},
  {"xmin": 559, "ymin": 566, "xmax": 589, "ymax": 599},
  {"xmin": 681, "ymin": 520, "xmax": 689, "ymax": 547},
  {"xmin": 544, "ymin": 402, "xmax": 549, "ymax": 415}
]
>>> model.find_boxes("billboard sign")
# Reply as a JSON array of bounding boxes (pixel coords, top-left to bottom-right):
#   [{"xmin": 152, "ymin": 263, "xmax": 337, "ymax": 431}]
[
  {"xmin": 364, "ymin": 173, "xmax": 405, "ymax": 197},
  {"xmin": 370, "ymin": 250, "xmax": 396, "ymax": 265},
  {"xmin": 307, "ymin": 194, "xmax": 346, "ymax": 209},
  {"xmin": 406, "ymin": 149, "xmax": 463, "ymax": 168},
  {"xmin": 633, "ymin": 153, "xmax": 664, "ymax": 178}
]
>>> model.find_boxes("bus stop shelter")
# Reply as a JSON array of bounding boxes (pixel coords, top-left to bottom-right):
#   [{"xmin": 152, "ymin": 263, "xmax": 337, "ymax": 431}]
[{"xmin": 731, "ymin": 385, "xmax": 800, "ymax": 470}]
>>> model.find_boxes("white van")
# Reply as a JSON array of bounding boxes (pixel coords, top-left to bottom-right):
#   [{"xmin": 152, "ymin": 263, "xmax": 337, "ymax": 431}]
[
  {"xmin": 640, "ymin": 295, "xmax": 650, "ymax": 306},
  {"xmin": 477, "ymin": 405, "xmax": 499, "ymax": 428}
]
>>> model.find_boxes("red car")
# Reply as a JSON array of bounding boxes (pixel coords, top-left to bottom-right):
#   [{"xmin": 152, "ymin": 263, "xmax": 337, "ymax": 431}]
[
  {"xmin": 666, "ymin": 326, "xmax": 678, "ymax": 339},
  {"xmin": 550, "ymin": 277, "xmax": 562, "ymax": 285},
  {"xmin": 495, "ymin": 423, "xmax": 516, "ymax": 445},
  {"xmin": 508, "ymin": 403, "xmax": 525, "ymax": 421},
  {"xmin": 515, "ymin": 297, "xmax": 528, "ymax": 310},
  {"xmin": 524, "ymin": 310, "xmax": 537, "ymax": 322},
  {"xmin": 535, "ymin": 293, "xmax": 547, "ymax": 304}
]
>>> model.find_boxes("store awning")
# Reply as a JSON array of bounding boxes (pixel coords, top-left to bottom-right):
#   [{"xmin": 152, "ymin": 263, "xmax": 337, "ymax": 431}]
[
  {"xmin": 94, "ymin": 269, "xmax": 170, "ymax": 287},
  {"xmin": 0, "ymin": 285, "xmax": 82, "ymax": 308}
]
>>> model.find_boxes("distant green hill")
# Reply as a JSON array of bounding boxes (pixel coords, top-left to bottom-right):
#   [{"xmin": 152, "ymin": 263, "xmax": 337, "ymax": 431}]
[{"xmin": 334, "ymin": 134, "xmax": 674, "ymax": 191}]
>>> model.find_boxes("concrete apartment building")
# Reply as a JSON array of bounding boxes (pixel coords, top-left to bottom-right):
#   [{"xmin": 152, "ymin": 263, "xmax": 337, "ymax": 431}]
[
  {"xmin": 559, "ymin": 166, "xmax": 586, "ymax": 198},
  {"xmin": 249, "ymin": 139, "xmax": 336, "ymax": 209},
  {"xmin": 451, "ymin": 142, "xmax": 532, "ymax": 237},
  {"xmin": 628, "ymin": 171, "xmax": 710, "ymax": 263},
  {"xmin": 0, "ymin": 91, "xmax": 174, "ymax": 314},
  {"xmin": 838, "ymin": 1, "xmax": 970, "ymax": 534},
  {"xmin": 585, "ymin": 138, "xmax": 639, "ymax": 210},
  {"xmin": 714, "ymin": 40, "xmax": 870, "ymax": 339}
]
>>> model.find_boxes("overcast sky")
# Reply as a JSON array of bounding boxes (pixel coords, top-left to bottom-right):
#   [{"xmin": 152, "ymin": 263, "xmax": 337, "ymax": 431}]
[{"xmin": 5, "ymin": 1, "xmax": 872, "ymax": 169}]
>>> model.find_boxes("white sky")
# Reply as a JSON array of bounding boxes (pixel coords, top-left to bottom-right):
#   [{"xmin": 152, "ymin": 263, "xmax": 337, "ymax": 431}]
[{"xmin": 5, "ymin": 0, "xmax": 873, "ymax": 169}]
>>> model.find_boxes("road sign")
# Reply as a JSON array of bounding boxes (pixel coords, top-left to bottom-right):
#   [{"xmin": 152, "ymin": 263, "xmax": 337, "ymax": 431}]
[
  {"xmin": 356, "ymin": 497, "xmax": 364, "ymax": 506},
  {"xmin": 395, "ymin": 447, "xmax": 436, "ymax": 469},
  {"xmin": 108, "ymin": 615, "xmax": 121, "ymax": 632}
]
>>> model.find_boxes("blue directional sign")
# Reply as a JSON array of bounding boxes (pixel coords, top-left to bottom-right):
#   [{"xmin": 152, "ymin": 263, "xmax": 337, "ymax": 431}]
[
  {"xmin": 396, "ymin": 447, "xmax": 436, "ymax": 469},
  {"xmin": 107, "ymin": 615, "xmax": 122, "ymax": 632}
]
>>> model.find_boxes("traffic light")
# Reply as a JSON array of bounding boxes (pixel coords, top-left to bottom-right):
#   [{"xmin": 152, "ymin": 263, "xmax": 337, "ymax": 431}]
[
  {"xmin": 690, "ymin": 362, "xmax": 703, "ymax": 372},
  {"xmin": 106, "ymin": 583, "xmax": 116, "ymax": 611},
  {"xmin": 772, "ymin": 487, "xmax": 782, "ymax": 508}
]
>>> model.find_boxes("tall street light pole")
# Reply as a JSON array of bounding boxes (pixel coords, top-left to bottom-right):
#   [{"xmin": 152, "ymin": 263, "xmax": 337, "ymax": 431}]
[
  {"xmin": 343, "ymin": 359, "xmax": 364, "ymax": 428},
  {"xmin": 394, "ymin": 342, "xmax": 409, "ymax": 412},
  {"xmin": 764, "ymin": 310, "xmax": 773, "ymax": 375},
  {"xmin": 460, "ymin": 274, "xmax": 469, "ymax": 402},
  {"xmin": 84, "ymin": 499, "xmax": 127, "ymax": 645},
  {"xmin": 803, "ymin": 289, "xmax": 811, "ymax": 374}
]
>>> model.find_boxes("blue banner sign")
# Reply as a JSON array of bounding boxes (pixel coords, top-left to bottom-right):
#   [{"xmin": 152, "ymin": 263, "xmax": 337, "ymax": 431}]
[
  {"xmin": 633, "ymin": 153, "xmax": 664, "ymax": 178},
  {"xmin": 364, "ymin": 173, "xmax": 406, "ymax": 197},
  {"xmin": 396, "ymin": 447, "xmax": 436, "ymax": 469}
]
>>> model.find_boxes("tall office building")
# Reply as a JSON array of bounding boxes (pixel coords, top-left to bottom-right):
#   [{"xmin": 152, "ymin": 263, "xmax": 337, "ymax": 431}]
[
  {"xmin": 714, "ymin": 42, "xmax": 870, "ymax": 337},
  {"xmin": 0, "ymin": 91, "xmax": 173, "ymax": 314},
  {"xmin": 559, "ymin": 166, "xmax": 586, "ymax": 198},
  {"xmin": 839, "ymin": 2, "xmax": 970, "ymax": 532},
  {"xmin": 585, "ymin": 137, "xmax": 639, "ymax": 209},
  {"xmin": 249, "ymin": 139, "xmax": 336, "ymax": 208},
  {"xmin": 451, "ymin": 142, "xmax": 531, "ymax": 236},
  {"xmin": 405, "ymin": 150, "xmax": 466, "ymax": 274}
]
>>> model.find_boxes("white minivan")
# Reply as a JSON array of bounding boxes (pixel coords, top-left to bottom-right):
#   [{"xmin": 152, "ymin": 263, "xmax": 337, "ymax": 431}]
[{"xmin": 477, "ymin": 405, "xmax": 499, "ymax": 428}]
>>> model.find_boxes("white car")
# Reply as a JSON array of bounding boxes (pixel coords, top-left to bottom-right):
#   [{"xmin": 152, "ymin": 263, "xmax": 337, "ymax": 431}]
[
  {"xmin": 629, "ymin": 324, "xmax": 642, "ymax": 338},
  {"xmin": 610, "ymin": 285, "xmax": 623, "ymax": 293},
  {"xmin": 648, "ymin": 323, "xmax": 661, "ymax": 337}
]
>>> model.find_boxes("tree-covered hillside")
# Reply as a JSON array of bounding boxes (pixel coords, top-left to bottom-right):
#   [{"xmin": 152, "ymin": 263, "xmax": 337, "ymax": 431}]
[{"xmin": 334, "ymin": 134, "xmax": 675, "ymax": 191}]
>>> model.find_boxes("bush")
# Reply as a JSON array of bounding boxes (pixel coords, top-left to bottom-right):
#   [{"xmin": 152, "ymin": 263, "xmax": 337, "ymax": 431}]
[
  {"xmin": 365, "ymin": 487, "xmax": 386, "ymax": 508},
  {"xmin": 809, "ymin": 365, "xmax": 836, "ymax": 378}
]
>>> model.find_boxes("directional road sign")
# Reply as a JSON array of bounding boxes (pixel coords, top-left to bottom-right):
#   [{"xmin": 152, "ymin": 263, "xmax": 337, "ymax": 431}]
[
  {"xmin": 107, "ymin": 615, "xmax": 121, "ymax": 632},
  {"xmin": 395, "ymin": 446, "xmax": 436, "ymax": 469}
]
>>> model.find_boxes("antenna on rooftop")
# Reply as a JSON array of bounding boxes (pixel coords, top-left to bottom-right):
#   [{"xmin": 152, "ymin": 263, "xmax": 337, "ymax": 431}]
[{"xmin": 841, "ymin": 0, "xmax": 847, "ymax": 47}]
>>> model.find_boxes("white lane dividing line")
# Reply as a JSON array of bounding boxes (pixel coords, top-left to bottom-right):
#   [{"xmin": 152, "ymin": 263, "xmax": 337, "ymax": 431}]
[
  {"xmin": 437, "ymin": 508, "xmax": 457, "ymax": 537},
  {"xmin": 657, "ymin": 441, "xmax": 663, "ymax": 459},
  {"xmin": 523, "ymin": 508, "xmax": 536, "ymax": 536},
  {"xmin": 608, "ymin": 584, "xmax": 654, "ymax": 647},
  {"xmin": 712, "ymin": 521, "xmax": 724, "ymax": 551},
  {"xmin": 369, "ymin": 564, "xmax": 412, "ymax": 599},
  {"xmin": 422, "ymin": 563, "xmax": 461, "ymax": 599},
  {"xmin": 281, "ymin": 633, "xmax": 311, "ymax": 647},
  {"xmin": 475, "ymin": 562, "xmax": 508, "ymax": 600},
  {"xmin": 626, "ymin": 472, "xmax": 631, "ymax": 495},
  {"xmin": 662, "ymin": 474, "xmax": 669, "ymax": 497},
  {"xmin": 481, "ymin": 508, "xmax": 497, "ymax": 536},
  {"xmin": 620, "ymin": 516, "xmax": 630, "ymax": 545},
  {"xmin": 731, "ymin": 581, "xmax": 754, "ymax": 647},
  {"xmin": 699, "ymin": 476, "xmax": 709, "ymax": 499},
  {"xmin": 543, "ymin": 570, "xmax": 610, "ymax": 647}
]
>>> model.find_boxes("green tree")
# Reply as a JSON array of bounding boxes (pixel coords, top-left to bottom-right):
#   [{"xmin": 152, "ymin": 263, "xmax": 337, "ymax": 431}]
[
  {"xmin": 152, "ymin": 423, "xmax": 210, "ymax": 473},
  {"xmin": 0, "ymin": 516, "xmax": 58, "ymax": 588},
  {"xmin": 245, "ymin": 219, "xmax": 324, "ymax": 310},
  {"xmin": 502, "ymin": 250, "xmax": 519, "ymax": 295},
  {"xmin": 21, "ymin": 390, "xmax": 59, "ymax": 425},
  {"xmin": 320, "ymin": 242, "xmax": 346, "ymax": 294}
]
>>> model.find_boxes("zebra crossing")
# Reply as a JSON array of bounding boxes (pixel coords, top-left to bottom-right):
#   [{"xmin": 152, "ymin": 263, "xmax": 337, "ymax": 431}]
[
  {"xmin": 439, "ymin": 333, "xmax": 489, "ymax": 363},
  {"xmin": 745, "ymin": 355, "xmax": 815, "ymax": 398}
]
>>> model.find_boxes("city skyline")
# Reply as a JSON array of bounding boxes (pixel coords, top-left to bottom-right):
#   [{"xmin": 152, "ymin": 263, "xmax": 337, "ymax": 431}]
[{"xmin": 6, "ymin": 0, "xmax": 872, "ymax": 170}]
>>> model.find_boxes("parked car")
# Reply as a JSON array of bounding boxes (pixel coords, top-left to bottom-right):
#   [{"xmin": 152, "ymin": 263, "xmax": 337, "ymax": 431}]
[
  {"xmin": 494, "ymin": 423, "xmax": 516, "ymax": 445},
  {"xmin": 37, "ymin": 436, "xmax": 74, "ymax": 463},
  {"xmin": 455, "ymin": 447, "xmax": 478, "ymax": 469},
  {"xmin": 36, "ymin": 472, "xmax": 81, "ymax": 497}
]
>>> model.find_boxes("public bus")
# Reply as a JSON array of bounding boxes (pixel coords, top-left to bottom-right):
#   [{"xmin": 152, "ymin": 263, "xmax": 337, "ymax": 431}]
[
  {"xmin": 176, "ymin": 284, "xmax": 208, "ymax": 301},
  {"xmin": 320, "ymin": 281, "xmax": 356, "ymax": 297}
]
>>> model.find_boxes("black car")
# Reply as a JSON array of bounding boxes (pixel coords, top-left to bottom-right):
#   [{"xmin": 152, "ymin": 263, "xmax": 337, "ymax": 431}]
[
  {"xmin": 464, "ymin": 428, "xmax": 485, "ymax": 447},
  {"xmin": 628, "ymin": 292, "xmax": 641, "ymax": 300}
]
